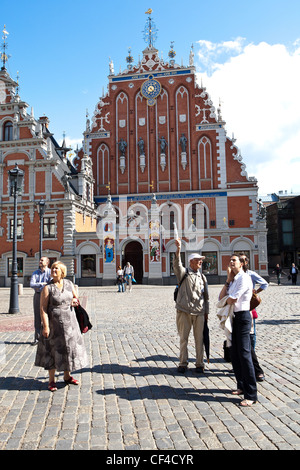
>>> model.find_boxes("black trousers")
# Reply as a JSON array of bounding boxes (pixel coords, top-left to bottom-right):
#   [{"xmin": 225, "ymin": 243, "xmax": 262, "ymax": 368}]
[
  {"xmin": 33, "ymin": 292, "xmax": 41, "ymax": 341},
  {"xmin": 231, "ymin": 310, "xmax": 257, "ymax": 401}
]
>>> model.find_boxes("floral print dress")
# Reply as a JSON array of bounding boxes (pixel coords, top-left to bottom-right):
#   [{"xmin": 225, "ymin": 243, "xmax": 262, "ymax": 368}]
[{"xmin": 35, "ymin": 279, "xmax": 88, "ymax": 372}]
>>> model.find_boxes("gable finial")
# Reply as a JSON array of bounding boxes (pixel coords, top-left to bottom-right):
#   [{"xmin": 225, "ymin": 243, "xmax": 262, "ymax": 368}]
[
  {"xmin": 143, "ymin": 9, "xmax": 158, "ymax": 48},
  {"xmin": 1, "ymin": 25, "xmax": 10, "ymax": 70}
]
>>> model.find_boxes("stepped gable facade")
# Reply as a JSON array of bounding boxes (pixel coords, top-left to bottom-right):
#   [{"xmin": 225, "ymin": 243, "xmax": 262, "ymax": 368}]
[{"xmin": 80, "ymin": 41, "xmax": 268, "ymax": 284}]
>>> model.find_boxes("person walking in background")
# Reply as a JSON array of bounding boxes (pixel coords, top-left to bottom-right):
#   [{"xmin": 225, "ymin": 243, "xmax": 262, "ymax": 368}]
[
  {"xmin": 219, "ymin": 254, "xmax": 257, "ymax": 407},
  {"xmin": 124, "ymin": 262, "xmax": 134, "ymax": 292},
  {"xmin": 30, "ymin": 257, "xmax": 51, "ymax": 345},
  {"xmin": 289, "ymin": 263, "xmax": 298, "ymax": 285},
  {"xmin": 272, "ymin": 264, "xmax": 283, "ymax": 285},
  {"xmin": 173, "ymin": 239, "xmax": 209, "ymax": 374},
  {"xmin": 116, "ymin": 265, "xmax": 125, "ymax": 292},
  {"xmin": 35, "ymin": 261, "xmax": 88, "ymax": 392}
]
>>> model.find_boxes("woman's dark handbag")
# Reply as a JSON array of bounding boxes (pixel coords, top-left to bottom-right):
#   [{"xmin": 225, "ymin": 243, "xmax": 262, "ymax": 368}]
[
  {"xmin": 250, "ymin": 292, "xmax": 261, "ymax": 311},
  {"xmin": 74, "ymin": 303, "xmax": 92, "ymax": 334}
]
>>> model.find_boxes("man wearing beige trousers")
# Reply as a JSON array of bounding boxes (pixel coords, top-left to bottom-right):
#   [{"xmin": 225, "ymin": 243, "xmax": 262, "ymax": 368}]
[{"xmin": 173, "ymin": 239, "xmax": 209, "ymax": 373}]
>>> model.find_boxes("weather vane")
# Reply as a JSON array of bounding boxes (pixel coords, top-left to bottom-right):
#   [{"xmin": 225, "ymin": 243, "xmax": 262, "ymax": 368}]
[
  {"xmin": 1, "ymin": 25, "xmax": 10, "ymax": 70},
  {"xmin": 143, "ymin": 9, "xmax": 158, "ymax": 48}
]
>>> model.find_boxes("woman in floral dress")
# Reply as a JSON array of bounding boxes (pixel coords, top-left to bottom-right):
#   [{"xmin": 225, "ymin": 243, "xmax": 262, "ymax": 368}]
[{"xmin": 35, "ymin": 261, "xmax": 88, "ymax": 391}]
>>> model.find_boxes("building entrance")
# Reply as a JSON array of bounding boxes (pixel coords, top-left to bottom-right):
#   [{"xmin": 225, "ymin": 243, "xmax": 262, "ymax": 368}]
[{"xmin": 123, "ymin": 241, "xmax": 143, "ymax": 283}]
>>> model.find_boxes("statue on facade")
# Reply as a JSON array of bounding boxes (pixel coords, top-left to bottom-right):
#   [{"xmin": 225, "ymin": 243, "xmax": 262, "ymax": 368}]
[
  {"xmin": 62, "ymin": 171, "xmax": 72, "ymax": 192},
  {"xmin": 109, "ymin": 57, "xmax": 114, "ymax": 75},
  {"xmin": 256, "ymin": 198, "xmax": 266, "ymax": 219},
  {"xmin": 117, "ymin": 138, "xmax": 127, "ymax": 156},
  {"xmin": 159, "ymin": 136, "xmax": 167, "ymax": 154},
  {"xmin": 179, "ymin": 133, "xmax": 187, "ymax": 152},
  {"xmin": 137, "ymin": 137, "xmax": 145, "ymax": 155}
]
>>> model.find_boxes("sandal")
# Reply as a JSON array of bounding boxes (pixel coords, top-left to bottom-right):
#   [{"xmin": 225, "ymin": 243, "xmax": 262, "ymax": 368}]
[
  {"xmin": 231, "ymin": 389, "xmax": 243, "ymax": 395},
  {"xmin": 240, "ymin": 399, "xmax": 256, "ymax": 407},
  {"xmin": 48, "ymin": 381, "xmax": 57, "ymax": 392},
  {"xmin": 64, "ymin": 376, "xmax": 79, "ymax": 385}
]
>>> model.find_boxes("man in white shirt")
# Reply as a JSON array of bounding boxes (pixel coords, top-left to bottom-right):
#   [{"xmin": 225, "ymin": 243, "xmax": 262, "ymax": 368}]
[{"xmin": 219, "ymin": 254, "xmax": 257, "ymax": 406}]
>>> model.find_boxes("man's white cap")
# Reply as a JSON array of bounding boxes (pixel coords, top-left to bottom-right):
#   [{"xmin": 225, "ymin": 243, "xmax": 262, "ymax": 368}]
[{"xmin": 188, "ymin": 253, "xmax": 205, "ymax": 263}]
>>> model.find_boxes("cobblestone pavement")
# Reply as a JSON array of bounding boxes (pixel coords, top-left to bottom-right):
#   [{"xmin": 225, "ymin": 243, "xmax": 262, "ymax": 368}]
[{"xmin": 0, "ymin": 275, "xmax": 300, "ymax": 452}]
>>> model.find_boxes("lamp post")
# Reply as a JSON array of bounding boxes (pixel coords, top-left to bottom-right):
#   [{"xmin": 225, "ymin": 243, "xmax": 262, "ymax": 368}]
[
  {"xmin": 38, "ymin": 199, "xmax": 46, "ymax": 260},
  {"xmin": 8, "ymin": 164, "xmax": 24, "ymax": 314}
]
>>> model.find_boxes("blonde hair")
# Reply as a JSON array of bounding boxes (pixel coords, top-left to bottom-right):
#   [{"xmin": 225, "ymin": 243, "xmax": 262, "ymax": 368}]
[{"xmin": 51, "ymin": 261, "xmax": 67, "ymax": 278}]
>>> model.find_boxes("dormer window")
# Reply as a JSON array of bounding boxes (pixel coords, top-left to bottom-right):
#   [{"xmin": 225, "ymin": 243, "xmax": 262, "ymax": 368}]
[{"xmin": 3, "ymin": 121, "xmax": 13, "ymax": 141}]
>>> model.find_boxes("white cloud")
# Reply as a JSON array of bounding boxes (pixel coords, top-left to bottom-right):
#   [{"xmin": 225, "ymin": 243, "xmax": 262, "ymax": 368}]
[{"xmin": 195, "ymin": 39, "xmax": 300, "ymax": 195}]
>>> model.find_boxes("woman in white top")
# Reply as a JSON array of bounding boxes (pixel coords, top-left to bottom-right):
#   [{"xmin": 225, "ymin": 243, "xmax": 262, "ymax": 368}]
[
  {"xmin": 219, "ymin": 254, "xmax": 257, "ymax": 407},
  {"xmin": 116, "ymin": 266, "xmax": 125, "ymax": 292}
]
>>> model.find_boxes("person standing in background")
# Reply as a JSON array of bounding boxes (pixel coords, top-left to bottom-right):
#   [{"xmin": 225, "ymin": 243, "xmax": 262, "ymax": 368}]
[
  {"xmin": 124, "ymin": 262, "xmax": 134, "ymax": 292},
  {"xmin": 30, "ymin": 257, "xmax": 51, "ymax": 345},
  {"xmin": 289, "ymin": 263, "xmax": 298, "ymax": 285}
]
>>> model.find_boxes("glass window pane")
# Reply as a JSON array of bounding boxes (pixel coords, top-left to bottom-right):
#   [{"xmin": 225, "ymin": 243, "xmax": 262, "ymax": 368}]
[
  {"xmin": 8, "ymin": 258, "xmax": 23, "ymax": 277},
  {"xmin": 282, "ymin": 219, "xmax": 293, "ymax": 232},
  {"xmin": 202, "ymin": 252, "xmax": 218, "ymax": 275},
  {"xmin": 283, "ymin": 233, "xmax": 293, "ymax": 246}
]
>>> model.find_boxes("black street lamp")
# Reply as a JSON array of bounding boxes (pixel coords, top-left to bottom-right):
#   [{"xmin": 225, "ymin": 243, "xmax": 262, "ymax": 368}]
[
  {"xmin": 8, "ymin": 164, "xmax": 24, "ymax": 314},
  {"xmin": 38, "ymin": 199, "xmax": 46, "ymax": 260}
]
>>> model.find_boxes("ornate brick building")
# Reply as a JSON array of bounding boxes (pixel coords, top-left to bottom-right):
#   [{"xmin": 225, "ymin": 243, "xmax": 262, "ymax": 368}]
[
  {"xmin": 0, "ymin": 18, "xmax": 268, "ymax": 287},
  {"xmin": 0, "ymin": 30, "xmax": 95, "ymax": 286}
]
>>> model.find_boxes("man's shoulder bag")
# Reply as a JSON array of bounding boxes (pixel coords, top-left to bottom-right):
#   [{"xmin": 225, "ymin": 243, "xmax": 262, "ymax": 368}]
[{"xmin": 174, "ymin": 269, "xmax": 188, "ymax": 302}]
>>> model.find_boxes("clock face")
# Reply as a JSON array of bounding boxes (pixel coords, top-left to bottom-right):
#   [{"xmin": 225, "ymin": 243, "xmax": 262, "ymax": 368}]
[{"xmin": 141, "ymin": 77, "xmax": 161, "ymax": 102}]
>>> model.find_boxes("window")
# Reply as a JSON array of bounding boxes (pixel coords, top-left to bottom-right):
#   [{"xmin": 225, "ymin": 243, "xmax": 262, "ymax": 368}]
[
  {"xmin": 170, "ymin": 252, "xmax": 185, "ymax": 276},
  {"xmin": 43, "ymin": 217, "xmax": 56, "ymax": 238},
  {"xmin": 9, "ymin": 219, "xmax": 22, "ymax": 239},
  {"xmin": 8, "ymin": 258, "xmax": 24, "ymax": 277},
  {"xmin": 282, "ymin": 219, "xmax": 293, "ymax": 247},
  {"xmin": 81, "ymin": 255, "xmax": 96, "ymax": 278},
  {"xmin": 198, "ymin": 136, "xmax": 213, "ymax": 188},
  {"xmin": 202, "ymin": 252, "xmax": 218, "ymax": 275},
  {"xmin": 189, "ymin": 203, "xmax": 207, "ymax": 229},
  {"xmin": 3, "ymin": 121, "xmax": 13, "ymax": 141},
  {"xmin": 169, "ymin": 211, "xmax": 175, "ymax": 235}
]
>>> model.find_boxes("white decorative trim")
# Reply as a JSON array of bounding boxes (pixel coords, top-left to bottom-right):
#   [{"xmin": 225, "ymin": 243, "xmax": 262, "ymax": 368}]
[{"xmin": 216, "ymin": 128, "xmax": 227, "ymax": 189}]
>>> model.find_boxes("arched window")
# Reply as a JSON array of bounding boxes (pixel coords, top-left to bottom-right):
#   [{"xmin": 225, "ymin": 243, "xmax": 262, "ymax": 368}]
[
  {"xmin": 190, "ymin": 202, "xmax": 207, "ymax": 230},
  {"xmin": 198, "ymin": 136, "xmax": 213, "ymax": 189},
  {"xmin": 97, "ymin": 143, "xmax": 110, "ymax": 191},
  {"xmin": 3, "ymin": 121, "xmax": 13, "ymax": 141},
  {"xmin": 169, "ymin": 211, "xmax": 175, "ymax": 235}
]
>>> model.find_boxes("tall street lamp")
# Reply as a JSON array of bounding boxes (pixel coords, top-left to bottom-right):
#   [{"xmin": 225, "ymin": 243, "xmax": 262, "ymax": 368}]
[
  {"xmin": 38, "ymin": 199, "xmax": 46, "ymax": 260},
  {"xmin": 8, "ymin": 163, "xmax": 24, "ymax": 314}
]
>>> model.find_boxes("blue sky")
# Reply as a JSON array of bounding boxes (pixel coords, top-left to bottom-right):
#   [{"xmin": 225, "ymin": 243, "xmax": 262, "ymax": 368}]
[{"xmin": 2, "ymin": 0, "xmax": 300, "ymax": 195}]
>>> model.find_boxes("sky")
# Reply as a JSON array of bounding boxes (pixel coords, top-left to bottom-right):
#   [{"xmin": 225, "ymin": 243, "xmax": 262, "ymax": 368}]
[{"xmin": 1, "ymin": 0, "xmax": 300, "ymax": 196}]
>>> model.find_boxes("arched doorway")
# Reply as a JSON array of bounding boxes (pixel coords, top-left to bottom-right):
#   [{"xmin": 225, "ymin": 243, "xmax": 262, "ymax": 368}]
[{"xmin": 123, "ymin": 241, "xmax": 143, "ymax": 284}]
